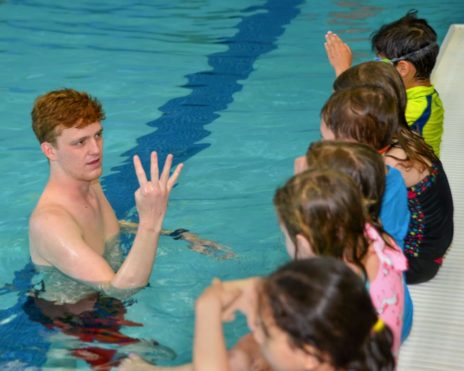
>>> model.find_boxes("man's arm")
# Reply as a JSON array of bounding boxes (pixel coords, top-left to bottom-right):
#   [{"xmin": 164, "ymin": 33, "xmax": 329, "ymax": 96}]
[
  {"xmin": 120, "ymin": 222, "xmax": 235, "ymax": 259},
  {"xmin": 31, "ymin": 152, "xmax": 182, "ymax": 294},
  {"xmin": 30, "ymin": 206, "xmax": 118, "ymax": 283}
]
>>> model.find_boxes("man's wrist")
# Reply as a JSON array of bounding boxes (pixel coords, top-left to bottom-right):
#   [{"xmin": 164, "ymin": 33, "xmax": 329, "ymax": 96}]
[{"xmin": 138, "ymin": 222, "xmax": 162, "ymax": 233}]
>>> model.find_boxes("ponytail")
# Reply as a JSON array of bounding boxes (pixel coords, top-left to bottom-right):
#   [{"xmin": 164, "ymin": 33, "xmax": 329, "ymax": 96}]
[{"xmin": 347, "ymin": 320, "xmax": 396, "ymax": 371}]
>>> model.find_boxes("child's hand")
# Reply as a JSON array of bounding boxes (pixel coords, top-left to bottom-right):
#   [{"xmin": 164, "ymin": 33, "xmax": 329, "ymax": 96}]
[
  {"xmin": 294, "ymin": 155, "xmax": 308, "ymax": 175},
  {"xmin": 196, "ymin": 278, "xmax": 241, "ymax": 314},
  {"xmin": 324, "ymin": 31, "xmax": 352, "ymax": 77},
  {"xmin": 221, "ymin": 277, "xmax": 261, "ymax": 331}
]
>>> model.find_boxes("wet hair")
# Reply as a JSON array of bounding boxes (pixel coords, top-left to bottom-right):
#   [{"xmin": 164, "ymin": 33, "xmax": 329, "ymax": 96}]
[
  {"xmin": 333, "ymin": 61, "xmax": 438, "ymax": 172},
  {"xmin": 321, "ymin": 86, "xmax": 398, "ymax": 151},
  {"xmin": 334, "ymin": 61, "xmax": 407, "ymax": 115},
  {"xmin": 305, "ymin": 140, "xmax": 385, "ymax": 226},
  {"xmin": 274, "ymin": 169, "xmax": 369, "ymax": 276},
  {"xmin": 32, "ymin": 88, "xmax": 105, "ymax": 145},
  {"xmin": 260, "ymin": 257, "xmax": 395, "ymax": 370},
  {"xmin": 371, "ymin": 10, "xmax": 439, "ymax": 80}
]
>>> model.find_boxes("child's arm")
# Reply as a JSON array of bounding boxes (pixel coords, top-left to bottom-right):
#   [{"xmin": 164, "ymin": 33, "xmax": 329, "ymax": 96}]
[
  {"xmin": 194, "ymin": 279, "xmax": 240, "ymax": 371},
  {"xmin": 324, "ymin": 31, "xmax": 352, "ymax": 77}
]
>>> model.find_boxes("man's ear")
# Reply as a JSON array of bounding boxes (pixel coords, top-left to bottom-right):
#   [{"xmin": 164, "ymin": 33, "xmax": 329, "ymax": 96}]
[
  {"xmin": 40, "ymin": 142, "xmax": 57, "ymax": 161},
  {"xmin": 296, "ymin": 234, "xmax": 315, "ymax": 258}
]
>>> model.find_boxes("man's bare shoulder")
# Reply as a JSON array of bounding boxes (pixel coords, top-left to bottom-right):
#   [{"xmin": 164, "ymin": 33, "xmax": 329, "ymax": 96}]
[
  {"xmin": 30, "ymin": 180, "xmax": 103, "ymax": 229},
  {"xmin": 30, "ymin": 202, "xmax": 81, "ymax": 238},
  {"xmin": 29, "ymin": 201, "xmax": 85, "ymax": 266}
]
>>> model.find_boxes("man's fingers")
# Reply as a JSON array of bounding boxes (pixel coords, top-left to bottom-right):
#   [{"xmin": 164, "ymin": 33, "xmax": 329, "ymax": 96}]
[
  {"xmin": 167, "ymin": 163, "xmax": 183, "ymax": 190},
  {"xmin": 160, "ymin": 154, "xmax": 173, "ymax": 185},
  {"xmin": 133, "ymin": 155, "xmax": 148, "ymax": 186},
  {"xmin": 135, "ymin": 153, "xmax": 182, "ymax": 192},
  {"xmin": 150, "ymin": 151, "xmax": 159, "ymax": 183}
]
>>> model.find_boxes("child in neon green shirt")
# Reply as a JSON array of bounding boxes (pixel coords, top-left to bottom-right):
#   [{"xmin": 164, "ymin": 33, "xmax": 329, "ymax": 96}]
[
  {"xmin": 405, "ymin": 85, "xmax": 443, "ymax": 157},
  {"xmin": 325, "ymin": 10, "xmax": 444, "ymax": 156},
  {"xmin": 372, "ymin": 10, "xmax": 444, "ymax": 157}
]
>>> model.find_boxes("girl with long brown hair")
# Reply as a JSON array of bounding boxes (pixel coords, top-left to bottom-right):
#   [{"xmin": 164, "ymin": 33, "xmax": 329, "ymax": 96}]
[
  {"xmin": 298, "ymin": 140, "xmax": 413, "ymax": 342},
  {"xmin": 325, "ymin": 63, "xmax": 454, "ymax": 284}
]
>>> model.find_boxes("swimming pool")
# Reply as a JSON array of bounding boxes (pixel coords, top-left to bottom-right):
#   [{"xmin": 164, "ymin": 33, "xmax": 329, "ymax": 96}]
[{"xmin": 1, "ymin": 0, "xmax": 463, "ymax": 368}]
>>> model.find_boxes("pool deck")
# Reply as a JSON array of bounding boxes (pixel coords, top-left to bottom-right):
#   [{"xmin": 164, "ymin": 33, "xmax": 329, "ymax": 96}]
[{"xmin": 397, "ymin": 24, "xmax": 464, "ymax": 370}]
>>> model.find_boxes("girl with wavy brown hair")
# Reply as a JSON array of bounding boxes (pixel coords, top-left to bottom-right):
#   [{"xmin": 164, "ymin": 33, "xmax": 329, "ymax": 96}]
[{"xmin": 325, "ymin": 62, "xmax": 454, "ymax": 284}]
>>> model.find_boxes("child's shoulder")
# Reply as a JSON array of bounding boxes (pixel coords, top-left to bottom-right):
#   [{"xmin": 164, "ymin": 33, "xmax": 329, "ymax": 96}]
[
  {"xmin": 406, "ymin": 85, "xmax": 436, "ymax": 101},
  {"xmin": 405, "ymin": 85, "xmax": 443, "ymax": 124}
]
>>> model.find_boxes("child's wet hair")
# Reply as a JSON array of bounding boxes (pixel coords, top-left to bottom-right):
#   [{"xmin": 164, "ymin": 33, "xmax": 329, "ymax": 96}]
[
  {"xmin": 305, "ymin": 140, "xmax": 385, "ymax": 225},
  {"xmin": 371, "ymin": 9, "xmax": 439, "ymax": 80},
  {"xmin": 274, "ymin": 169, "xmax": 369, "ymax": 275},
  {"xmin": 334, "ymin": 61, "xmax": 407, "ymax": 127},
  {"xmin": 321, "ymin": 85, "xmax": 399, "ymax": 151},
  {"xmin": 333, "ymin": 61, "xmax": 438, "ymax": 171}
]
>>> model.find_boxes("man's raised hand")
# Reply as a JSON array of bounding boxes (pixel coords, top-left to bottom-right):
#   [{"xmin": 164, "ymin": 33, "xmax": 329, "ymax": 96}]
[{"xmin": 133, "ymin": 152, "xmax": 183, "ymax": 231}]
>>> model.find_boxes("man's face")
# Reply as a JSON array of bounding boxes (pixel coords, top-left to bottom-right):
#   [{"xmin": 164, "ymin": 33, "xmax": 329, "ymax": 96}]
[{"xmin": 50, "ymin": 121, "xmax": 104, "ymax": 181}]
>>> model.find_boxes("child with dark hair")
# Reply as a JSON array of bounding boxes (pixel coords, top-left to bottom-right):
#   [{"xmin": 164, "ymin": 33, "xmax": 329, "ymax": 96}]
[
  {"xmin": 325, "ymin": 10, "xmax": 444, "ymax": 156},
  {"xmin": 188, "ymin": 257, "xmax": 395, "ymax": 371}
]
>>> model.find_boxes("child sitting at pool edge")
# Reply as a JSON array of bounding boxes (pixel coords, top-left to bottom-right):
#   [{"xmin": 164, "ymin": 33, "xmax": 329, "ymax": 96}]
[
  {"xmin": 121, "ymin": 257, "xmax": 396, "ymax": 371},
  {"xmin": 324, "ymin": 10, "xmax": 444, "ymax": 157}
]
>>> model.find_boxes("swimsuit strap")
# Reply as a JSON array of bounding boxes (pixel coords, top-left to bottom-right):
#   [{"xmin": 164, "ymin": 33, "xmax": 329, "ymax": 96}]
[
  {"xmin": 364, "ymin": 224, "xmax": 408, "ymax": 271},
  {"xmin": 377, "ymin": 144, "xmax": 393, "ymax": 155}
]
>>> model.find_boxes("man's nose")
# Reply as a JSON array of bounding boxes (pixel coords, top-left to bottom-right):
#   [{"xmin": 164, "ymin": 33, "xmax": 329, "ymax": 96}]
[{"xmin": 88, "ymin": 138, "xmax": 101, "ymax": 154}]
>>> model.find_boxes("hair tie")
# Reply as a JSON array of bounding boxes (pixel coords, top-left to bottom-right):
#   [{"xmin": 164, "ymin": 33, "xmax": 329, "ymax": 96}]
[
  {"xmin": 377, "ymin": 145, "xmax": 391, "ymax": 155},
  {"xmin": 372, "ymin": 318, "xmax": 384, "ymax": 333}
]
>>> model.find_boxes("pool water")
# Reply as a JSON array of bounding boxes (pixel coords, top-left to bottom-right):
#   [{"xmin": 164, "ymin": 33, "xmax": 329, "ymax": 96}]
[{"xmin": 0, "ymin": 0, "xmax": 463, "ymax": 368}]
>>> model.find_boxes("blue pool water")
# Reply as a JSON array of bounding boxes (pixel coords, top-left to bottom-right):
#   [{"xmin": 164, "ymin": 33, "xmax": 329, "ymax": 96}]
[{"xmin": 1, "ymin": 0, "xmax": 463, "ymax": 368}]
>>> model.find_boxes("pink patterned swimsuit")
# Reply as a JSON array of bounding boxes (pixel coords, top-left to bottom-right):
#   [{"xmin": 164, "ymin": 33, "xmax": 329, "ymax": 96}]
[{"xmin": 365, "ymin": 224, "xmax": 407, "ymax": 355}]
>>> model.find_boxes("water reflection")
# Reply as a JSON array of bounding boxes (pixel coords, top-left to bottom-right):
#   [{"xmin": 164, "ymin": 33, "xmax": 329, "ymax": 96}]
[{"xmin": 327, "ymin": 1, "xmax": 384, "ymax": 59}]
